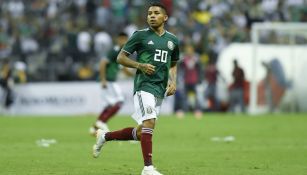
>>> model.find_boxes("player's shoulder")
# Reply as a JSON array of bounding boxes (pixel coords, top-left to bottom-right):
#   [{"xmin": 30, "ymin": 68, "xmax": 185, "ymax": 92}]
[
  {"xmin": 165, "ymin": 30, "xmax": 179, "ymax": 43},
  {"xmin": 137, "ymin": 28, "xmax": 150, "ymax": 32},
  {"xmin": 165, "ymin": 30, "xmax": 177, "ymax": 38},
  {"xmin": 132, "ymin": 28, "xmax": 150, "ymax": 36}
]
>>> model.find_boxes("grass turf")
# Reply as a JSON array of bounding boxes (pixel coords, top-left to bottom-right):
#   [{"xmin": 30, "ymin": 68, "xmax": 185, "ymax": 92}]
[{"xmin": 0, "ymin": 113, "xmax": 307, "ymax": 175}]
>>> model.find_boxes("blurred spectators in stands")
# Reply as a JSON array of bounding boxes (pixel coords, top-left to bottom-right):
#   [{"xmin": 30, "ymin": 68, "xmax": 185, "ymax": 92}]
[{"xmin": 0, "ymin": 0, "xmax": 306, "ymax": 82}]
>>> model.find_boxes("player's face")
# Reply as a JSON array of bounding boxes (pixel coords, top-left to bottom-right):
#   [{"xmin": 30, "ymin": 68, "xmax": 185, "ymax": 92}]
[{"xmin": 147, "ymin": 6, "xmax": 168, "ymax": 28}]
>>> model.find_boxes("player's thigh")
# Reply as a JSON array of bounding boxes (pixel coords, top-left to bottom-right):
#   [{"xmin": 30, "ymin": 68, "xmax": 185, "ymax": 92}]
[
  {"xmin": 110, "ymin": 82, "xmax": 124, "ymax": 102},
  {"xmin": 101, "ymin": 82, "xmax": 121, "ymax": 105},
  {"xmin": 132, "ymin": 91, "xmax": 158, "ymax": 124},
  {"xmin": 155, "ymin": 97, "xmax": 163, "ymax": 116}
]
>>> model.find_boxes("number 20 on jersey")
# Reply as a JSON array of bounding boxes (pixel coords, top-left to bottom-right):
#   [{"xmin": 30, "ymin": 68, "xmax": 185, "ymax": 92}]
[{"xmin": 154, "ymin": 49, "xmax": 168, "ymax": 63}]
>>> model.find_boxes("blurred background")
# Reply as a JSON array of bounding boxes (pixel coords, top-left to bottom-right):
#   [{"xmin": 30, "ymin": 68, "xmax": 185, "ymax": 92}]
[{"xmin": 1, "ymin": 0, "xmax": 307, "ymax": 116}]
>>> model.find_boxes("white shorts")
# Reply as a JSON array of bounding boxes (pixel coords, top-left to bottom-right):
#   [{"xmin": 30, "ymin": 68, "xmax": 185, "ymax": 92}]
[
  {"xmin": 101, "ymin": 82, "xmax": 124, "ymax": 106},
  {"xmin": 131, "ymin": 91, "xmax": 163, "ymax": 125}
]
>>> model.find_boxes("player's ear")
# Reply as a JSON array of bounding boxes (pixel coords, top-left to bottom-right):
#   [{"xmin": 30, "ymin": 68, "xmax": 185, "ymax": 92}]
[{"xmin": 164, "ymin": 15, "xmax": 168, "ymax": 22}]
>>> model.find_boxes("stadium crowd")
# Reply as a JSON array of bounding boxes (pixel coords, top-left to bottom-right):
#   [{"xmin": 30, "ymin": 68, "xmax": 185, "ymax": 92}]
[{"xmin": 1, "ymin": 0, "xmax": 307, "ymax": 112}]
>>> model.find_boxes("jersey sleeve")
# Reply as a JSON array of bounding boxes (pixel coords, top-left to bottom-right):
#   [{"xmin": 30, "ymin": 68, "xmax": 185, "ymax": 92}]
[
  {"xmin": 107, "ymin": 49, "xmax": 118, "ymax": 62},
  {"xmin": 122, "ymin": 31, "xmax": 140, "ymax": 55},
  {"xmin": 106, "ymin": 50, "xmax": 113, "ymax": 61},
  {"xmin": 100, "ymin": 49, "xmax": 114, "ymax": 62},
  {"xmin": 171, "ymin": 38, "xmax": 180, "ymax": 62}
]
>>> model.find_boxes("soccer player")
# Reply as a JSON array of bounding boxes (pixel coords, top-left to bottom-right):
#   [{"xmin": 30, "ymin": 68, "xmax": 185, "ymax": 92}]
[
  {"xmin": 92, "ymin": 2, "xmax": 179, "ymax": 175},
  {"xmin": 89, "ymin": 32, "xmax": 132, "ymax": 134}
]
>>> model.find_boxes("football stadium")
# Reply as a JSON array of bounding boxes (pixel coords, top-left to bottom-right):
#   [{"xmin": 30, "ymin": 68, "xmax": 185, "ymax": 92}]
[{"xmin": 1, "ymin": 1, "xmax": 307, "ymax": 175}]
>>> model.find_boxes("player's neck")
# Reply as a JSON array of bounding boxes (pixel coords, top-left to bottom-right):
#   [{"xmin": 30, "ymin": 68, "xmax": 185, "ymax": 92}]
[{"xmin": 150, "ymin": 26, "xmax": 165, "ymax": 36}]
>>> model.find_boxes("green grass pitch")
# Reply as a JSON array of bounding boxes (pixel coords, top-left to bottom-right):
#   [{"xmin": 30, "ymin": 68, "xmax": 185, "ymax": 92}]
[{"xmin": 0, "ymin": 113, "xmax": 307, "ymax": 175}]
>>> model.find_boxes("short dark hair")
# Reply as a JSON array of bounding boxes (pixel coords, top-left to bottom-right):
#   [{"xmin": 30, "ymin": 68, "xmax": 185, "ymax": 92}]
[
  {"xmin": 118, "ymin": 32, "xmax": 128, "ymax": 37},
  {"xmin": 148, "ymin": 1, "xmax": 167, "ymax": 15}
]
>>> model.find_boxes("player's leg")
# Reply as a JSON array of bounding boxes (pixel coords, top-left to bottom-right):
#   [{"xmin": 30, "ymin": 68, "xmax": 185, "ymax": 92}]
[
  {"xmin": 90, "ymin": 86, "xmax": 112, "ymax": 134},
  {"xmin": 98, "ymin": 89, "xmax": 142, "ymax": 142},
  {"xmin": 92, "ymin": 126, "xmax": 139, "ymax": 158},
  {"xmin": 90, "ymin": 82, "xmax": 124, "ymax": 134},
  {"xmin": 98, "ymin": 82, "xmax": 124, "ymax": 122},
  {"xmin": 134, "ymin": 91, "xmax": 163, "ymax": 175},
  {"xmin": 92, "ymin": 92, "xmax": 143, "ymax": 158}
]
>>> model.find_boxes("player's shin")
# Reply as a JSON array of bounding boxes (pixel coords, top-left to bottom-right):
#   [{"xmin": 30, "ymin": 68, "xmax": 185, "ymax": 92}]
[
  {"xmin": 141, "ymin": 128, "xmax": 153, "ymax": 166},
  {"xmin": 99, "ymin": 102, "xmax": 122, "ymax": 122},
  {"xmin": 105, "ymin": 127, "xmax": 138, "ymax": 141}
]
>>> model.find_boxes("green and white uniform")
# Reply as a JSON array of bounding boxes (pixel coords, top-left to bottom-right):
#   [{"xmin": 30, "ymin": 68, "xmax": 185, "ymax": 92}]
[
  {"xmin": 122, "ymin": 28, "xmax": 179, "ymax": 124},
  {"xmin": 101, "ymin": 45, "xmax": 124, "ymax": 105}
]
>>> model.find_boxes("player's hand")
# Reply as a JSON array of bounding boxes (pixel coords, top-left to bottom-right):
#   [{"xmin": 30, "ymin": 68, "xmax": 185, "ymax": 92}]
[
  {"xmin": 166, "ymin": 81, "xmax": 176, "ymax": 96},
  {"xmin": 138, "ymin": 63, "xmax": 155, "ymax": 75}
]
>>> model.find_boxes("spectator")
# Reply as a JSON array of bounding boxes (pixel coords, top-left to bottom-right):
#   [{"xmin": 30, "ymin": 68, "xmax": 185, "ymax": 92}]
[
  {"xmin": 229, "ymin": 59, "xmax": 246, "ymax": 113},
  {"xmin": 76, "ymin": 29, "xmax": 91, "ymax": 63},
  {"xmin": 204, "ymin": 61, "xmax": 219, "ymax": 111},
  {"xmin": 0, "ymin": 59, "xmax": 14, "ymax": 109},
  {"xmin": 0, "ymin": 0, "xmax": 306, "ymax": 82},
  {"xmin": 13, "ymin": 61, "xmax": 27, "ymax": 83},
  {"xmin": 7, "ymin": 0, "xmax": 25, "ymax": 19},
  {"xmin": 93, "ymin": 27, "xmax": 112, "ymax": 59},
  {"xmin": 173, "ymin": 58, "xmax": 185, "ymax": 118},
  {"xmin": 180, "ymin": 44, "xmax": 202, "ymax": 118}
]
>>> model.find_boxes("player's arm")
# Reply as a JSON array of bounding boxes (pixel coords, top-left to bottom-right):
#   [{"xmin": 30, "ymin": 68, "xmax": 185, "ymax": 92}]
[
  {"xmin": 117, "ymin": 51, "xmax": 155, "ymax": 75},
  {"xmin": 99, "ymin": 59, "xmax": 108, "ymax": 88},
  {"xmin": 122, "ymin": 67, "xmax": 135, "ymax": 77},
  {"xmin": 166, "ymin": 37, "xmax": 180, "ymax": 96},
  {"xmin": 166, "ymin": 61, "xmax": 177, "ymax": 96}
]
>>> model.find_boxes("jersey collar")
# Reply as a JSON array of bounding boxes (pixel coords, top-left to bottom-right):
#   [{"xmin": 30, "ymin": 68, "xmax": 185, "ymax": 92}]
[{"xmin": 149, "ymin": 27, "xmax": 166, "ymax": 37}]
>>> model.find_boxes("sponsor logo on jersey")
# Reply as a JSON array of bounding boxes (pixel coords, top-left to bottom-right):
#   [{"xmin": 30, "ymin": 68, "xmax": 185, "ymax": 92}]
[
  {"xmin": 147, "ymin": 40, "xmax": 154, "ymax": 45},
  {"xmin": 167, "ymin": 41, "xmax": 174, "ymax": 50}
]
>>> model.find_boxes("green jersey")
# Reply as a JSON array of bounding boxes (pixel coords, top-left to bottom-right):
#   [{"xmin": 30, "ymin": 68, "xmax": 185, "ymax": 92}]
[
  {"xmin": 105, "ymin": 45, "xmax": 121, "ymax": 81},
  {"xmin": 122, "ymin": 28, "xmax": 180, "ymax": 98}
]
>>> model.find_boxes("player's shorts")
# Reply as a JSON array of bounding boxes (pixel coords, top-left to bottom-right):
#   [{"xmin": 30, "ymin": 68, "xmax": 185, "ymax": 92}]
[
  {"xmin": 131, "ymin": 91, "xmax": 163, "ymax": 125},
  {"xmin": 101, "ymin": 82, "xmax": 124, "ymax": 106}
]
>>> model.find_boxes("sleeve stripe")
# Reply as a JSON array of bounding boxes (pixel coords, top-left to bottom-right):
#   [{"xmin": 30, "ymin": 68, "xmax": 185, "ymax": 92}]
[
  {"xmin": 137, "ymin": 92, "xmax": 145, "ymax": 117},
  {"xmin": 122, "ymin": 49, "xmax": 132, "ymax": 55}
]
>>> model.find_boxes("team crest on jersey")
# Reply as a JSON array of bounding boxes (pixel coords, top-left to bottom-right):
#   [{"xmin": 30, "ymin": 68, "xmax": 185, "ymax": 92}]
[
  {"xmin": 146, "ymin": 106, "xmax": 153, "ymax": 114},
  {"xmin": 167, "ymin": 41, "xmax": 174, "ymax": 50}
]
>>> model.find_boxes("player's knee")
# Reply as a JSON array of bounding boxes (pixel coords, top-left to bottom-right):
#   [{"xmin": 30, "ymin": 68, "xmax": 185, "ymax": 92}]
[
  {"xmin": 136, "ymin": 125, "xmax": 142, "ymax": 140},
  {"xmin": 142, "ymin": 118, "xmax": 155, "ymax": 129}
]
